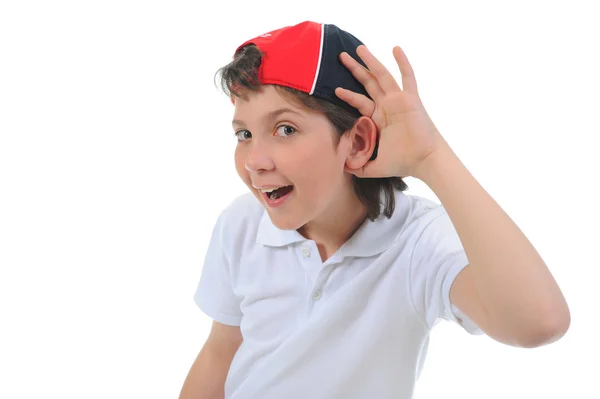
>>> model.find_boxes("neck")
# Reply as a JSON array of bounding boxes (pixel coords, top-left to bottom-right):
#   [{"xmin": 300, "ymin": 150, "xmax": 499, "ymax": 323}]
[{"xmin": 297, "ymin": 187, "xmax": 368, "ymax": 262}]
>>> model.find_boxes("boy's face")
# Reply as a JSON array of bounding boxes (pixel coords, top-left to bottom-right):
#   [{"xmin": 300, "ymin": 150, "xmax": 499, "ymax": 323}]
[{"xmin": 232, "ymin": 85, "xmax": 354, "ymax": 230}]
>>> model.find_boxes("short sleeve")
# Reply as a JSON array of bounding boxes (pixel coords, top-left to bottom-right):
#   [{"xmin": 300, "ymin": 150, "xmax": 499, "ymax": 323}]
[
  {"xmin": 409, "ymin": 207, "xmax": 484, "ymax": 336},
  {"xmin": 194, "ymin": 213, "xmax": 243, "ymax": 326}
]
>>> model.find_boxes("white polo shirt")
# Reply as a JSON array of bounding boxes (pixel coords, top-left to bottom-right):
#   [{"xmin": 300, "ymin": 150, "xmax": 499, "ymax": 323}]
[{"xmin": 194, "ymin": 189, "xmax": 484, "ymax": 399}]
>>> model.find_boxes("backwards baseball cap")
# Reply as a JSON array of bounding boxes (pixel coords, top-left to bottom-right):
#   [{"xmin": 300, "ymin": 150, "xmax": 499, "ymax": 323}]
[{"xmin": 233, "ymin": 21, "xmax": 379, "ymax": 160}]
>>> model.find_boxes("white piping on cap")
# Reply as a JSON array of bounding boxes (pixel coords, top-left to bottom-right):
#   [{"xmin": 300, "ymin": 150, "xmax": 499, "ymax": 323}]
[{"xmin": 309, "ymin": 23, "xmax": 325, "ymax": 95}]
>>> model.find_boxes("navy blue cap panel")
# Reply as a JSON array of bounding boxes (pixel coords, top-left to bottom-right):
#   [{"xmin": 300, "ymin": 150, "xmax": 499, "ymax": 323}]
[
  {"xmin": 312, "ymin": 24, "xmax": 373, "ymax": 117},
  {"xmin": 312, "ymin": 24, "xmax": 379, "ymax": 161}
]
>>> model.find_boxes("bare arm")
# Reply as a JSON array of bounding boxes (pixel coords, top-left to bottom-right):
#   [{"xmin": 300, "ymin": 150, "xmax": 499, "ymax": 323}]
[
  {"xmin": 179, "ymin": 321, "xmax": 243, "ymax": 399},
  {"xmin": 417, "ymin": 143, "xmax": 570, "ymax": 347}
]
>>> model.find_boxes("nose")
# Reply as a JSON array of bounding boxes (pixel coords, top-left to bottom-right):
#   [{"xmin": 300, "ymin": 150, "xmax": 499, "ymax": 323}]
[{"xmin": 245, "ymin": 140, "xmax": 275, "ymax": 173}]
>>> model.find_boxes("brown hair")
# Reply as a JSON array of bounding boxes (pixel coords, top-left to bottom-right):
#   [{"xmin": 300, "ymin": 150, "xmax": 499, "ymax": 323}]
[{"xmin": 215, "ymin": 45, "xmax": 408, "ymax": 221}]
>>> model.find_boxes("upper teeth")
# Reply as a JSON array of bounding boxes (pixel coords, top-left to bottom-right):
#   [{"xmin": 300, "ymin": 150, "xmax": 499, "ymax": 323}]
[{"xmin": 260, "ymin": 187, "xmax": 283, "ymax": 193}]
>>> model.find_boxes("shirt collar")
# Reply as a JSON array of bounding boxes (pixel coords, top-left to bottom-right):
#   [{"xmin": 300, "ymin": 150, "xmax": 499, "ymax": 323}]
[{"xmin": 256, "ymin": 190, "xmax": 410, "ymax": 259}]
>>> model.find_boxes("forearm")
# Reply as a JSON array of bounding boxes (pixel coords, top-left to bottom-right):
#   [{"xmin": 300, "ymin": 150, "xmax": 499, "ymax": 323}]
[
  {"xmin": 414, "ymin": 142, "xmax": 569, "ymax": 332},
  {"xmin": 179, "ymin": 346, "xmax": 233, "ymax": 399}
]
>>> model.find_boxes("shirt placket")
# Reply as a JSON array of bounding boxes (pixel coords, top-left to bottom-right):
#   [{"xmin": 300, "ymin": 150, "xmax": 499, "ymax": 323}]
[{"xmin": 298, "ymin": 241, "xmax": 338, "ymax": 318}]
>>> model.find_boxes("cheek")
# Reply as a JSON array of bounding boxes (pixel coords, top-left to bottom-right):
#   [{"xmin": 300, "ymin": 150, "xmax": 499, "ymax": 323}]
[
  {"xmin": 294, "ymin": 144, "xmax": 344, "ymax": 186},
  {"xmin": 234, "ymin": 147, "xmax": 250, "ymax": 184}
]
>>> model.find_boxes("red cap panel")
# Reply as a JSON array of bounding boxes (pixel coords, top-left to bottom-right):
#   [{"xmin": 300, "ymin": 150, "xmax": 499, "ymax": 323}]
[{"xmin": 235, "ymin": 21, "xmax": 323, "ymax": 94}]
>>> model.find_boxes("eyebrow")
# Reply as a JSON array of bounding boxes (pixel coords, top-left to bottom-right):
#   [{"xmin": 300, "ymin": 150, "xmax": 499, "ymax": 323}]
[{"xmin": 232, "ymin": 108, "xmax": 304, "ymax": 128}]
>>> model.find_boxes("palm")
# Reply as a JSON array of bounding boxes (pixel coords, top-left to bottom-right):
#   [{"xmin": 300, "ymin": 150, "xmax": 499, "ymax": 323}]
[{"xmin": 336, "ymin": 45, "xmax": 445, "ymax": 178}]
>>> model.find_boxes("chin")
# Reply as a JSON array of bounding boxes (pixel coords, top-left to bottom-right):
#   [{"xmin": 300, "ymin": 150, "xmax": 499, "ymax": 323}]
[{"xmin": 267, "ymin": 212, "xmax": 305, "ymax": 231}]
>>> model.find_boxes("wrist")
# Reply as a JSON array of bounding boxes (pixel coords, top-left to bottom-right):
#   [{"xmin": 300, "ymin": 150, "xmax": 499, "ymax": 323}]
[{"xmin": 412, "ymin": 139, "xmax": 456, "ymax": 183}]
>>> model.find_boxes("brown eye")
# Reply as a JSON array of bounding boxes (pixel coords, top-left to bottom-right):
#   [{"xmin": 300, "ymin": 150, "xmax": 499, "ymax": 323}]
[
  {"xmin": 275, "ymin": 125, "xmax": 296, "ymax": 138},
  {"xmin": 234, "ymin": 130, "xmax": 252, "ymax": 142}
]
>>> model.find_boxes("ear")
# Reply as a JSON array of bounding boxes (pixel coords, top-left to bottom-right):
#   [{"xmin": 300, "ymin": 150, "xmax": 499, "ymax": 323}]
[{"xmin": 344, "ymin": 116, "xmax": 378, "ymax": 172}]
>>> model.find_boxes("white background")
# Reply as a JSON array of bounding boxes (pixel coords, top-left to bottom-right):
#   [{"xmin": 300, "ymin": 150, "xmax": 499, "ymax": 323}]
[{"xmin": 1, "ymin": 1, "xmax": 598, "ymax": 398}]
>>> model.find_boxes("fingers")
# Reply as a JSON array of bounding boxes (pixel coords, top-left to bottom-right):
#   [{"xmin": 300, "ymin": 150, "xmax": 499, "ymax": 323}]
[
  {"xmin": 334, "ymin": 87, "xmax": 376, "ymax": 117},
  {"xmin": 392, "ymin": 46, "xmax": 418, "ymax": 93},
  {"xmin": 355, "ymin": 45, "xmax": 402, "ymax": 93},
  {"xmin": 341, "ymin": 45, "xmax": 418, "ymax": 95},
  {"xmin": 339, "ymin": 52, "xmax": 386, "ymax": 101}
]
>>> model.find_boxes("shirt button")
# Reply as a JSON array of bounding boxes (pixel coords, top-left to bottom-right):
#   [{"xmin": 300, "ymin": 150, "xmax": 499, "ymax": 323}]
[
  {"xmin": 301, "ymin": 247, "xmax": 311, "ymax": 257},
  {"xmin": 312, "ymin": 290, "xmax": 322, "ymax": 301}
]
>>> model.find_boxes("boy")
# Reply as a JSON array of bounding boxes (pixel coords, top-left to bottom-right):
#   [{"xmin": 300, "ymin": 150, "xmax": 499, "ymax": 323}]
[{"xmin": 179, "ymin": 21, "xmax": 570, "ymax": 399}]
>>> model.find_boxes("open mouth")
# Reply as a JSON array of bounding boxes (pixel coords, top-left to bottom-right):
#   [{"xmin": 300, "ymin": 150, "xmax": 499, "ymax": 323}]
[{"xmin": 265, "ymin": 185, "xmax": 294, "ymax": 200}]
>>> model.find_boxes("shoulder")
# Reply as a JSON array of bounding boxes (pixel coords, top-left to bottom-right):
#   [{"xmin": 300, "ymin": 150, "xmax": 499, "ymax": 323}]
[
  {"xmin": 214, "ymin": 192, "xmax": 265, "ymax": 247},
  {"xmin": 401, "ymin": 193, "xmax": 462, "ymax": 259},
  {"xmin": 401, "ymin": 193, "xmax": 447, "ymax": 232},
  {"xmin": 220, "ymin": 191, "xmax": 264, "ymax": 219},
  {"xmin": 392, "ymin": 192, "xmax": 458, "ymax": 255}
]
